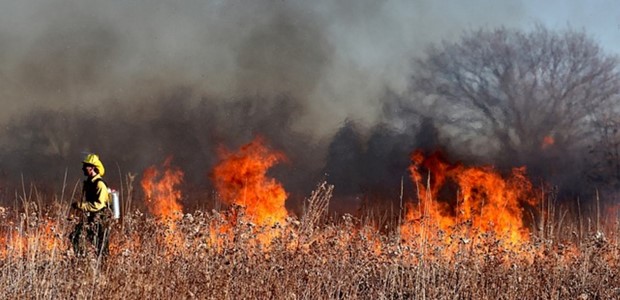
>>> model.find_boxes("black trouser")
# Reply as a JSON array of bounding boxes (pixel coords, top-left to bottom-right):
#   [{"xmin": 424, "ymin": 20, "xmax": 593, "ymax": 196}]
[{"xmin": 70, "ymin": 210, "xmax": 110, "ymax": 257}]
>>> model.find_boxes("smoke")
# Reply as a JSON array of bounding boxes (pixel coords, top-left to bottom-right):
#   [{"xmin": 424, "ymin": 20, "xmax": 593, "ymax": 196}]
[
  {"xmin": 0, "ymin": 0, "xmax": 533, "ymax": 132},
  {"xmin": 2, "ymin": 0, "xmax": 612, "ymax": 209}
]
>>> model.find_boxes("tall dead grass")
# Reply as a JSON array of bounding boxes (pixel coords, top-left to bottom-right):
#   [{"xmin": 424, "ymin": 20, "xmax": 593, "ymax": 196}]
[{"xmin": 0, "ymin": 183, "xmax": 619, "ymax": 299}]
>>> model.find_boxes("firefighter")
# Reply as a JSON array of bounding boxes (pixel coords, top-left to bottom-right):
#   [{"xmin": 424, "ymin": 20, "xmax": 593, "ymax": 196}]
[{"xmin": 70, "ymin": 153, "xmax": 111, "ymax": 257}]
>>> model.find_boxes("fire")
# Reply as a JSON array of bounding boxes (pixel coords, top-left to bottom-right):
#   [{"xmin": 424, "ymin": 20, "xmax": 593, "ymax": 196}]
[
  {"xmin": 212, "ymin": 137, "xmax": 288, "ymax": 227},
  {"xmin": 1, "ymin": 220, "xmax": 61, "ymax": 259},
  {"xmin": 141, "ymin": 156, "xmax": 184, "ymax": 220},
  {"xmin": 141, "ymin": 156, "xmax": 184, "ymax": 249},
  {"xmin": 402, "ymin": 150, "xmax": 538, "ymax": 249},
  {"xmin": 542, "ymin": 136, "xmax": 554, "ymax": 149}
]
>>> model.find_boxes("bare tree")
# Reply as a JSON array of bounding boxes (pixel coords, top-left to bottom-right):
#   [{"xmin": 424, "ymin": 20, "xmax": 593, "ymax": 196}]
[
  {"xmin": 588, "ymin": 108, "xmax": 620, "ymax": 188},
  {"xmin": 408, "ymin": 26, "xmax": 620, "ymax": 174}
]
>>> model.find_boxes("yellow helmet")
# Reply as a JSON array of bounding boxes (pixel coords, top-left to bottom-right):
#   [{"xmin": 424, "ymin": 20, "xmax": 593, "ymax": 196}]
[{"xmin": 82, "ymin": 153, "xmax": 105, "ymax": 176}]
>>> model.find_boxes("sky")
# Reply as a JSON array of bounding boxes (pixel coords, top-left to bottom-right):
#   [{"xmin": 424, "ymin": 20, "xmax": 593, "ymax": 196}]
[{"xmin": 0, "ymin": 0, "xmax": 618, "ymax": 138}]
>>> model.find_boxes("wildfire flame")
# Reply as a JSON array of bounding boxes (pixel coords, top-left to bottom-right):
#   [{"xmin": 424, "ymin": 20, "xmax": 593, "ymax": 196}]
[
  {"xmin": 542, "ymin": 136, "xmax": 555, "ymax": 150},
  {"xmin": 141, "ymin": 156, "xmax": 184, "ymax": 250},
  {"xmin": 141, "ymin": 156, "xmax": 184, "ymax": 220},
  {"xmin": 212, "ymin": 137, "xmax": 288, "ymax": 227},
  {"xmin": 1, "ymin": 220, "xmax": 60, "ymax": 259},
  {"xmin": 402, "ymin": 150, "xmax": 538, "ymax": 248}
]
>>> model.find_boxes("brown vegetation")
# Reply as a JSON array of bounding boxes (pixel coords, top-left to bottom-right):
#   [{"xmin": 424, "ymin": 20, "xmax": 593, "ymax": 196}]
[{"xmin": 0, "ymin": 185, "xmax": 618, "ymax": 300}]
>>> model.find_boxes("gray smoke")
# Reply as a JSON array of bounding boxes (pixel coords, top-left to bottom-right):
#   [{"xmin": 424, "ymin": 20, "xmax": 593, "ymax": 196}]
[
  {"xmin": 0, "ymin": 0, "xmax": 534, "ymax": 134},
  {"xmin": 0, "ymin": 0, "xmax": 616, "ymax": 210}
]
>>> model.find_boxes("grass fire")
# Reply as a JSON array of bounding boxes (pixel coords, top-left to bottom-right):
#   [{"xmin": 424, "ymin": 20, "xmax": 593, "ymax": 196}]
[
  {"xmin": 0, "ymin": 137, "xmax": 618, "ymax": 299},
  {"xmin": 0, "ymin": 6, "xmax": 620, "ymax": 297}
]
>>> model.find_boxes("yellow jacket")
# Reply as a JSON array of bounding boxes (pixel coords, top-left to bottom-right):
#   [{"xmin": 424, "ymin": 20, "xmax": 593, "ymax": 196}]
[{"xmin": 79, "ymin": 174, "xmax": 109, "ymax": 212}]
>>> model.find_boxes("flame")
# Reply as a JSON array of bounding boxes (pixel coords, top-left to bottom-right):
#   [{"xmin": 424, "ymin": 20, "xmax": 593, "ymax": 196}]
[
  {"xmin": 141, "ymin": 156, "xmax": 184, "ymax": 250},
  {"xmin": 542, "ymin": 136, "xmax": 554, "ymax": 149},
  {"xmin": 212, "ymin": 137, "xmax": 288, "ymax": 227},
  {"xmin": 1, "ymin": 220, "xmax": 61, "ymax": 259},
  {"xmin": 402, "ymin": 150, "xmax": 538, "ymax": 250},
  {"xmin": 141, "ymin": 156, "xmax": 184, "ymax": 220}
]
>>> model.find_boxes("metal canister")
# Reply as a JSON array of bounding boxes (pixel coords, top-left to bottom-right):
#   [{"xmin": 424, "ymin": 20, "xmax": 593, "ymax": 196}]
[{"xmin": 108, "ymin": 189, "xmax": 121, "ymax": 219}]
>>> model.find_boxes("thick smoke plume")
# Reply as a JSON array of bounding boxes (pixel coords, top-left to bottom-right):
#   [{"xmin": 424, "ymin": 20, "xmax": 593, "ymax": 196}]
[
  {"xmin": 0, "ymin": 0, "xmax": 533, "ymax": 129},
  {"xmin": 0, "ymin": 1, "xmax": 616, "ymax": 211}
]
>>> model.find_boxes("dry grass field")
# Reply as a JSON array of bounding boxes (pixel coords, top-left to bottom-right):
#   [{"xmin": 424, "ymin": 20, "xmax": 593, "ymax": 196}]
[
  {"xmin": 0, "ymin": 185, "xmax": 618, "ymax": 300},
  {"xmin": 1, "ymin": 142, "xmax": 619, "ymax": 299}
]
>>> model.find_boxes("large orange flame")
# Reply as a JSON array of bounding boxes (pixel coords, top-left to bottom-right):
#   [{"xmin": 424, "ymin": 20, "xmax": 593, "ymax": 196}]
[
  {"xmin": 402, "ymin": 150, "xmax": 538, "ymax": 248},
  {"xmin": 212, "ymin": 137, "xmax": 288, "ymax": 227},
  {"xmin": 141, "ymin": 156, "xmax": 184, "ymax": 250},
  {"xmin": 141, "ymin": 156, "xmax": 184, "ymax": 220}
]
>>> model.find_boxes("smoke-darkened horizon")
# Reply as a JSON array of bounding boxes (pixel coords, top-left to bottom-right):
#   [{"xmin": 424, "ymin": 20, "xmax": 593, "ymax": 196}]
[{"xmin": 1, "ymin": 0, "xmax": 619, "ymax": 212}]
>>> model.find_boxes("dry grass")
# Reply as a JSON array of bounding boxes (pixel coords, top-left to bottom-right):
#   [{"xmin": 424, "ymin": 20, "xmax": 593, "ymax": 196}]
[{"xmin": 1, "ymin": 187, "xmax": 619, "ymax": 299}]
